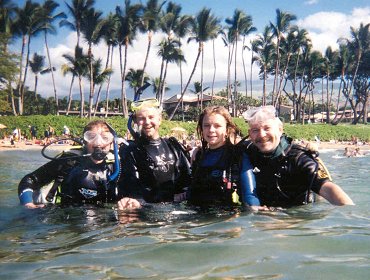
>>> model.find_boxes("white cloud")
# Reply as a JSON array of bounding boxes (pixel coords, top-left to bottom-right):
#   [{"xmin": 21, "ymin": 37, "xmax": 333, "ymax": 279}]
[
  {"xmin": 304, "ymin": 0, "xmax": 319, "ymax": 5},
  {"xmin": 297, "ymin": 7, "xmax": 370, "ymax": 52},
  {"xmin": 31, "ymin": 6, "xmax": 370, "ymax": 99}
]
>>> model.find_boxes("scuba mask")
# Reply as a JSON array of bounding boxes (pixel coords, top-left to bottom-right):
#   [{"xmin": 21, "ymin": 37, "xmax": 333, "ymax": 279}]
[{"xmin": 84, "ymin": 131, "xmax": 114, "ymax": 146}]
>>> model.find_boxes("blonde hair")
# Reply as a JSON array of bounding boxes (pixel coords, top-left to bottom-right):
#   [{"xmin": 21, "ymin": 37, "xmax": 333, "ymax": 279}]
[{"xmin": 197, "ymin": 106, "xmax": 241, "ymax": 146}]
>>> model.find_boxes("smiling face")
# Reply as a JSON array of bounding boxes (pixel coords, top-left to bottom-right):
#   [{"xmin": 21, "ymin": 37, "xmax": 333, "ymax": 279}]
[
  {"xmin": 135, "ymin": 107, "xmax": 161, "ymax": 140},
  {"xmin": 202, "ymin": 113, "xmax": 228, "ymax": 149},
  {"xmin": 248, "ymin": 118, "xmax": 283, "ymax": 153}
]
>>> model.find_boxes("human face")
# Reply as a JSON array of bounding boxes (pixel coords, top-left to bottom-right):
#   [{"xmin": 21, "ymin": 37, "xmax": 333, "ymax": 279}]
[
  {"xmin": 84, "ymin": 126, "xmax": 113, "ymax": 156},
  {"xmin": 135, "ymin": 107, "xmax": 161, "ymax": 140},
  {"xmin": 248, "ymin": 119, "xmax": 283, "ymax": 153},
  {"xmin": 202, "ymin": 113, "xmax": 227, "ymax": 149}
]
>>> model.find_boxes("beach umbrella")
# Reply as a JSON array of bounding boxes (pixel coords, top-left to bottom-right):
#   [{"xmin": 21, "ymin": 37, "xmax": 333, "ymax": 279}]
[{"xmin": 0, "ymin": 124, "xmax": 7, "ymax": 129}]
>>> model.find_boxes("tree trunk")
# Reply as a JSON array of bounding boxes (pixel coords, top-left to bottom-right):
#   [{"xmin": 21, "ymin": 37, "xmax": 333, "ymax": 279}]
[
  {"xmin": 140, "ymin": 31, "xmax": 152, "ymax": 88},
  {"xmin": 66, "ymin": 75, "xmax": 75, "ymax": 115},
  {"xmin": 169, "ymin": 43, "xmax": 202, "ymax": 120},
  {"xmin": 45, "ymin": 32, "xmax": 59, "ymax": 115},
  {"xmin": 211, "ymin": 39, "xmax": 216, "ymax": 98}
]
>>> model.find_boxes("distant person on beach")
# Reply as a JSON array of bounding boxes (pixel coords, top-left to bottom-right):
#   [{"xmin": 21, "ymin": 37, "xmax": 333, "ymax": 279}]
[
  {"xmin": 29, "ymin": 125, "xmax": 37, "ymax": 142},
  {"xmin": 117, "ymin": 98, "xmax": 191, "ymax": 210},
  {"xmin": 63, "ymin": 125, "xmax": 70, "ymax": 137},
  {"xmin": 18, "ymin": 120, "xmax": 120, "ymax": 208},
  {"xmin": 189, "ymin": 106, "xmax": 260, "ymax": 208},
  {"xmin": 243, "ymin": 106, "xmax": 354, "ymax": 208}
]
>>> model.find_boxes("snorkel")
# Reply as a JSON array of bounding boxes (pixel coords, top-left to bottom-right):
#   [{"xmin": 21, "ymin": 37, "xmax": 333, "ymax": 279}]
[
  {"xmin": 105, "ymin": 122, "xmax": 120, "ymax": 183},
  {"xmin": 127, "ymin": 82, "xmax": 151, "ymax": 141}
]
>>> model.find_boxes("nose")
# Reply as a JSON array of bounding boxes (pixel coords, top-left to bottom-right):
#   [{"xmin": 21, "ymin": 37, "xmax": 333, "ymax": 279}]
[{"xmin": 257, "ymin": 129, "xmax": 267, "ymax": 137}]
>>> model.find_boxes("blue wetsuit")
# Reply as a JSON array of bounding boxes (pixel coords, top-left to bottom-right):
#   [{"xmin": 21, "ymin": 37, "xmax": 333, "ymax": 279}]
[{"xmin": 189, "ymin": 144, "xmax": 260, "ymax": 206}]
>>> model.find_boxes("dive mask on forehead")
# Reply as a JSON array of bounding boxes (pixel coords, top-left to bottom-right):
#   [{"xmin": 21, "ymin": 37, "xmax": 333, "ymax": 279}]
[
  {"xmin": 83, "ymin": 131, "xmax": 113, "ymax": 146},
  {"xmin": 130, "ymin": 98, "xmax": 160, "ymax": 112}
]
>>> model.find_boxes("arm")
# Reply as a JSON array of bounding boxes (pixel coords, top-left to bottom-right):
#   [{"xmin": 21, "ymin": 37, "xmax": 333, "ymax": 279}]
[
  {"xmin": 116, "ymin": 144, "xmax": 144, "ymax": 209},
  {"xmin": 18, "ymin": 159, "xmax": 65, "ymax": 208},
  {"xmin": 240, "ymin": 153, "xmax": 260, "ymax": 206},
  {"xmin": 318, "ymin": 181, "xmax": 354, "ymax": 206}
]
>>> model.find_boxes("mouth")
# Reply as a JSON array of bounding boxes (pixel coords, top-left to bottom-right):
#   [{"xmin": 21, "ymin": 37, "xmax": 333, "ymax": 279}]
[{"xmin": 257, "ymin": 138, "xmax": 270, "ymax": 144}]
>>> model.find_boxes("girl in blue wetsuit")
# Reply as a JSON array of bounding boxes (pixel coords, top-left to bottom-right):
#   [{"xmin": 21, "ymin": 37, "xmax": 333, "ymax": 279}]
[{"xmin": 189, "ymin": 106, "xmax": 260, "ymax": 208}]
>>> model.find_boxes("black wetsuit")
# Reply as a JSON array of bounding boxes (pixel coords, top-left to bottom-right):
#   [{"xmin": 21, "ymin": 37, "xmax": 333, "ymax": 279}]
[
  {"xmin": 244, "ymin": 136, "xmax": 331, "ymax": 207},
  {"xmin": 190, "ymin": 143, "xmax": 260, "ymax": 206},
  {"xmin": 18, "ymin": 151, "xmax": 117, "ymax": 206},
  {"xmin": 118, "ymin": 137, "xmax": 192, "ymax": 203}
]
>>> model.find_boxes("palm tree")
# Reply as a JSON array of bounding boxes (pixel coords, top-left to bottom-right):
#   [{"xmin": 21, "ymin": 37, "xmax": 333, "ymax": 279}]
[
  {"xmin": 61, "ymin": 46, "xmax": 89, "ymax": 117},
  {"xmin": 139, "ymin": 0, "xmax": 165, "ymax": 88},
  {"xmin": 39, "ymin": 0, "xmax": 66, "ymax": 115},
  {"xmin": 252, "ymin": 26, "xmax": 275, "ymax": 106},
  {"xmin": 115, "ymin": 0, "xmax": 143, "ymax": 117},
  {"xmin": 220, "ymin": 28, "xmax": 234, "ymax": 110},
  {"xmin": 169, "ymin": 8, "xmax": 220, "ymax": 120},
  {"xmin": 59, "ymin": 0, "xmax": 95, "ymax": 48},
  {"xmin": 29, "ymin": 52, "xmax": 54, "ymax": 100},
  {"xmin": 0, "ymin": 0, "xmax": 17, "ymax": 115},
  {"xmin": 93, "ymin": 13, "xmax": 118, "ymax": 116},
  {"xmin": 125, "ymin": 68, "xmax": 149, "ymax": 96},
  {"xmin": 159, "ymin": 2, "xmax": 191, "ymax": 100},
  {"xmin": 270, "ymin": 9, "xmax": 296, "ymax": 105},
  {"xmin": 157, "ymin": 38, "xmax": 185, "ymax": 105},
  {"xmin": 226, "ymin": 9, "xmax": 256, "ymax": 116},
  {"xmin": 80, "ymin": 7, "xmax": 104, "ymax": 118},
  {"xmin": 87, "ymin": 58, "xmax": 112, "ymax": 114},
  {"xmin": 13, "ymin": 0, "xmax": 43, "ymax": 115},
  {"xmin": 190, "ymin": 81, "xmax": 210, "ymax": 108}
]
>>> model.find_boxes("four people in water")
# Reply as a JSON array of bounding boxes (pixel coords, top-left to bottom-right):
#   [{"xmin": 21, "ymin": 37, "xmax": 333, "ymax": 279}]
[{"xmin": 18, "ymin": 101, "xmax": 354, "ymax": 210}]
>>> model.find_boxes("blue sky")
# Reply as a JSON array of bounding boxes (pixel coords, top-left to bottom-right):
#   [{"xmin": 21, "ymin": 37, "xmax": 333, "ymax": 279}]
[{"xmin": 10, "ymin": 0, "xmax": 370, "ymax": 99}]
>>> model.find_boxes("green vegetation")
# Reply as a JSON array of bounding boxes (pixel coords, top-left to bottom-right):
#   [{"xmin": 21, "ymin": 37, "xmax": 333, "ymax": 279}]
[{"xmin": 0, "ymin": 115, "xmax": 368, "ymax": 142}]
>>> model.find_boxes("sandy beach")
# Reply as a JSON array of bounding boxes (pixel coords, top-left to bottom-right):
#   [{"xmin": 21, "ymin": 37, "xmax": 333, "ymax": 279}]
[{"xmin": 1, "ymin": 139, "xmax": 369, "ymax": 153}]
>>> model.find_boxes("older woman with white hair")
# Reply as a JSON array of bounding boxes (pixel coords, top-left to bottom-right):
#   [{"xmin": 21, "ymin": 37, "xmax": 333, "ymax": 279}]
[{"xmin": 243, "ymin": 106, "xmax": 354, "ymax": 208}]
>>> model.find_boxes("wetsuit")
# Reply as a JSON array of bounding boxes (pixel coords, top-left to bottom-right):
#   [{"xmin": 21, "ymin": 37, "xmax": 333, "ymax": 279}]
[
  {"xmin": 18, "ymin": 150, "xmax": 117, "ymax": 206},
  {"xmin": 118, "ymin": 137, "xmax": 192, "ymax": 203},
  {"xmin": 189, "ymin": 142, "xmax": 260, "ymax": 206},
  {"xmin": 244, "ymin": 135, "xmax": 331, "ymax": 208}
]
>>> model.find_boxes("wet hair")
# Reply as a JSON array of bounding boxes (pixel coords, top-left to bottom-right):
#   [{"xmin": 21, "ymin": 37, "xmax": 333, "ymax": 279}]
[
  {"xmin": 83, "ymin": 120, "xmax": 111, "ymax": 134},
  {"xmin": 197, "ymin": 106, "xmax": 241, "ymax": 147}
]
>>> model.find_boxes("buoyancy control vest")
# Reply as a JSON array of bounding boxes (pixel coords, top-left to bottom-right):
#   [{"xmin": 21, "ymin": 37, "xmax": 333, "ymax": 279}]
[
  {"xmin": 190, "ymin": 143, "xmax": 242, "ymax": 205},
  {"xmin": 120, "ymin": 137, "xmax": 191, "ymax": 202},
  {"xmin": 60, "ymin": 158, "xmax": 115, "ymax": 205},
  {"xmin": 245, "ymin": 137, "xmax": 330, "ymax": 207}
]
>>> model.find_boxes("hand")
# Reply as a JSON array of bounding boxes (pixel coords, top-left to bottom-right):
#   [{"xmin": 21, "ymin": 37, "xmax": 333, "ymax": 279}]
[
  {"xmin": 249, "ymin": 205, "xmax": 270, "ymax": 212},
  {"xmin": 24, "ymin": 202, "xmax": 45, "ymax": 209},
  {"xmin": 174, "ymin": 192, "xmax": 187, "ymax": 202},
  {"xmin": 117, "ymin": 197, "xmax": 141, "ymax": 210}
]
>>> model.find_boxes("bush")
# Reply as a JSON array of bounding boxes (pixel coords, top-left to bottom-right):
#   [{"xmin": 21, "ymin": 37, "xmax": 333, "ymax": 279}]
[{"xmin": 0, "ymin": 115, "xmax": 368, "ymax": 142}]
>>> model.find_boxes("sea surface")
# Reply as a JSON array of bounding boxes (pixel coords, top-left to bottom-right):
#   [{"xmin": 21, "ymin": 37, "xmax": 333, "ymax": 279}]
[{"xmin": 0, "ymin": 149, "xmax": 369, "ymax": 279}]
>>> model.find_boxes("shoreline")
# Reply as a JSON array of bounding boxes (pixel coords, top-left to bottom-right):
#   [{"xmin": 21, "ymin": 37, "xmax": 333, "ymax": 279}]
[{"xmin": 1, "ymin": 139, "xmax": 369, "ymax": 153}]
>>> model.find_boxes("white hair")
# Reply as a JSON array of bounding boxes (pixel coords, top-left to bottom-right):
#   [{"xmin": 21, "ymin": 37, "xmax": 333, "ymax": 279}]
[{"xmin": 243, "ymin": 106, "xmax": 283, "ymax": 127}]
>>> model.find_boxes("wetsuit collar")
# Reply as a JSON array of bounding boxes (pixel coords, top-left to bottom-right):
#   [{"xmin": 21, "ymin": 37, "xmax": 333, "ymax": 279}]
[{"xmin": 261, "ymin": 135, "xmax": 290, "ymax": 159}]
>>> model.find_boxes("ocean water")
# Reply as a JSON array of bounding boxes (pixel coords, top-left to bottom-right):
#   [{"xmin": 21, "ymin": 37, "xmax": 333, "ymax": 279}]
[{"xmin": 0, "ymin": 149, "xmax": 369, "ymax": 279}]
